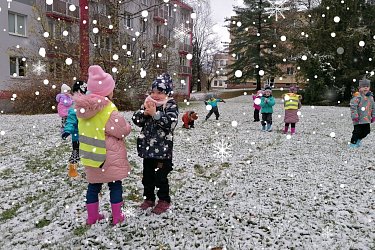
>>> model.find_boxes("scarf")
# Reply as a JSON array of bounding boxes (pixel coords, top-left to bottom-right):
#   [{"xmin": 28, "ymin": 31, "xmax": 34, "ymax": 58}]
[{"xmin": 145, "ymin": 95, "xmax": 169, "ymax": 107}]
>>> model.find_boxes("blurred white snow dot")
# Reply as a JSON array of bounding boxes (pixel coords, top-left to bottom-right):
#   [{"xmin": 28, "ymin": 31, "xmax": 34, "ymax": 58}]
[
  {"xmin": 297, "ymin": 111, "xmax": 302, "ymax": 116},
  {"xmin": 313, "ymin": 131, "xmax": 316, "ymax": 134},
  {"xmin": 135, "ymin": 31, "xmax": 140, "ymax": 36},
  {"xmin": 359, "ymin": 41, "xmax": 365, "ymax": 47},
  {"xmin": 65, "ymin": 205, "xmax": 69, "ymax": 209},
  {"xmin": 109, "ymin": 25, "xmax": 113, "ymax": 29},
  {"xmin": 340, "ymin": 184, "xmax": 345, "ymax": 188},
  {"xmin": 186, "ymin": 102, "xmax": 190, "ymax": 105},
  {"xmin": 65, "ymin": 58, "xmax": 72, "ymax": 65},
  {"xmin": 330, "ymin": 132, "xmax": 335, "ymax": 138},
  {"xmin": 337, "ymin": 47, "xmax": 344, "ymax": 54},
  {"xmin": 0, "ymin": 131, "xmax": 5, "ymax": 136},
  {"xmin": 311, "ymin": 106, "xmax": 315, "ymax": 109},
  {"xmin": 286, "ymin": 135, "xmax": 292, "ymax": 139},
  {"xmin": 243, "ymin": 92, "xmax": 247, "ymax": 95},
  {"xmin": 231, "ymin": 121, "xmax": 238, "ymax": 127},
  {"xmin": 69, "ymin": 4, "xmax": 76, "ymax": 11},
  {"xmin": 80, "ymin": 108, "xmax": 85, "ymax": 113},
  {"xmin": 52, "ymin": 106, "xmax": 55, "ymax": 110},
  {"xmin": 158, "ymin": 53, "xmax": 162, "ymax": 57},
  {"xmin": 186, "ymin": 54, "xmax": 193, "ymax": 60},
  {"xmin": 140, "ymin": 69, "xmax": 146, "ymax": 78},
  {"xmin": 235, "ymin": 70, "xmax": 242, "ymax": 78},
  {"xmin": 254, "ymin": 98, "xmax": 261, "ymax": 105},
  {"xmin": 259, "ymin": 70, "xmax": 265, "ymax": 76},
  {"xmin": 301, "ymin": 55, "xmax": 307, "ymax": 60},
  {"xmin": 284, "ymin": 95, "xmax": 290, "ymax": 101},
  {"xmin": 112, "ymin": 67, "xmax": 117, "ymax": 73},
  {"xmin": 206, "ymin": 105, "xmax": 212, "ymax": 111},
  {"xmin": 46, "ymin": 0, "xmax": 53, "ymax": 5},
  {"xmin": 43, "ymin": 32, "xmax": 49, "ymax": 38},
  {"xmin": 112, "ymin": 54, "xmax": 119, "ymax": 60},
  {"xmin": 280, "ymin": 35, "xmax": 286, "ymax": 41},
  {"xmin": 278, "ymin": 115, "xmax": 281, "ymax": 118},
  {"xmin": 361, "ymin": 107, "xmax": 366, "ymax": 111},
  {"xmin": 12, "ymin": 93, "xmax": 17, "ymax": 98},
  {"xmin": 43, "ymin": 79, "xmax": 49, "ymax": 85},
  {"xmin": 333, "ymin": 16, "xmax": 340, "ymax": 23},
  {"xmin": 331, "ymin": 32, "xmax": 336, "ymax": 37},
  {"xmin": 93, "ymin": 27, "xmax": 99, "ymax": 33},
  {"xmin": 39, "ymin": 48, "xmax": 46, "ymax": 57},
  {"xmin": 127, "ymin": 51, "xmax": 132, "ymax": 56},
  {"xmin": 163, "ymin": 0, "xmax": 169, "ymax": 2},
  {"xmin": 236, "ymin": 21, "xmax": 242, "ymax": 27},
  {"xmin": 191, "ymin": 13, "xmax": 196, "ymax": 19},
  {"xmin": 62, "ymin": 30, "xmax": 69, "ymax": 36},
  {"xmin": 141, "ymin": 10, "xmax": 149, "ymax": 17},
  {"xmin": 93, "ymin": 20, "xmax": 97, "ymax": 25},
  {"xmin": 35, "ymin": 91, "xmax": 40, "ymax": 96}
]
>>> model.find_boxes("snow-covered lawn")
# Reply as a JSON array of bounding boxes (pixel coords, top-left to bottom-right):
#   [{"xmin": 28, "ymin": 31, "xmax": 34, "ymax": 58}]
[{"xmin": 0, "ymin": 95, "xmax": 374, "ymax": 249}]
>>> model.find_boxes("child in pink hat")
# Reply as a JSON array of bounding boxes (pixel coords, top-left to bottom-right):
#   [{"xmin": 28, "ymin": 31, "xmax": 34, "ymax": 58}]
[
  {"xmin": 73, "ymin": 65, "xmax": 132, "ymax": 225},
  {"xmin": 252, "ymin": 90, "xmax": 263, "ymax": 122}
]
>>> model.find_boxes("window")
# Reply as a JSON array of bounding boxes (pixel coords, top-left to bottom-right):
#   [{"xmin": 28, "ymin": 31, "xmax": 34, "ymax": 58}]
[
  {"xmin": 10, "ymin": 57, "xmax": 26, "ymax": 77},
  {"xmin": 124, "ymin": 12, "xmax": 133, "ymax": 28},
  {"xmin": 8, "ymin": 12, "xmax": 26, "ymax": 36},
  {"xmin": 156, "ymin": 25, "xmax": 161, "ymax": 35},
  {"xmin": 179, "ymin": 57, "xmax": 186, "ymax": 66},
  {"xmin": 140, "ymin": 48, "xmax": 146, "ymax": 59},
  {"xmin": 141, "ymin": 0, "xmax": 148, "ymax": 5},
  {"xmin": 168, "ymin": 5, "xmax": 173, "ymax": 17},
  {"xmin": 141, "ymin": 19, "xmax": 147, "ymax": 32},
  {"xmin": 213, "ymin": 80, "xmax": 218, "ymax": 86},
  {"xmin": 287, "ymin": 67, "xmax": 294, "ymax": 75},
  {"xmin": 220, "ymin": 60, "xmax": 226, "ymax": 66},
  {"xmin": 218, "ymin": 81, "xmax": 223, "ymax": 87}
]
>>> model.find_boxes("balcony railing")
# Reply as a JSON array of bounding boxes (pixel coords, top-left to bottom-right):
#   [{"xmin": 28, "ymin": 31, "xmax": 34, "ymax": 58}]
[
  {"xmin": 179, "ymin": 65, "xmax": 192, "ymax": 75},
  {"xmin": 178, "ymin": 44, "xmax": 192, "ymax": 53},
  {"xmin": 46, "ymin": 0, "xmax": 80, "ymax": 19},
  {"xmin": 153, "ymin": 8, "xmax": 168, "ymax": 21}
]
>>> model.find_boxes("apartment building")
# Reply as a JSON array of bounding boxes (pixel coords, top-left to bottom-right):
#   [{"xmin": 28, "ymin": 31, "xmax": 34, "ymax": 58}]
[
  {"xmin": 0, "ymin": 0, "xmax": 193, "ymax": 106},
  {"xmin": 210, "ymin": 51, "xmax": 230, "ymax": 89}
]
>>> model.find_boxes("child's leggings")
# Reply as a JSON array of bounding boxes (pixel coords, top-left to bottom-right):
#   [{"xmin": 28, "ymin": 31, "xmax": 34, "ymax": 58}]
[{"xmin": 86, "ymin": 181, "xmax": 123, "ymax": 204}]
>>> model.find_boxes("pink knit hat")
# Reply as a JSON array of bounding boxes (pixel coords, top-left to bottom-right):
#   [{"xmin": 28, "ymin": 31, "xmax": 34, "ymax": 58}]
[{"xmin": 87, "ymin": 65, "xmax": 115, "ymax": 97}]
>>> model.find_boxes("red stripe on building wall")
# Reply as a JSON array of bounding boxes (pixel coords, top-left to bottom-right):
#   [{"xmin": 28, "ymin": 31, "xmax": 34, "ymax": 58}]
[{"xmin": 80, "ymin": 0, "xmax": 89, "ymax": 81}]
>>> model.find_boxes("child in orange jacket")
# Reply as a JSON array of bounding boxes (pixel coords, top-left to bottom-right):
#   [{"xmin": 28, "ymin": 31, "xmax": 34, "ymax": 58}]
[{"xmin": 182, "ymin": 111, "xmax": 198, "ymax": 129}]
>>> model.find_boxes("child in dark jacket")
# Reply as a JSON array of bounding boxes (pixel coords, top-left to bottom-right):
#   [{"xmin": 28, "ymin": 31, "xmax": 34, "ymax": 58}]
[
  {"xmin": 182, "ymin": 111, "xmax": 198, "ymax": 129},
  {"xmin": 349, "ymin": 79, "xmax": 375, "ymax": 148},
  {"xmin": 260, "ymin": 86, "xmax": 276, "ymax": 132},
  {"xmin": 61, "ymin": 80, "xmax": 87, "ymax": 177},
  {"xmin": 132, "ymin": 73, "xmax": 179, "ymax": 214}
]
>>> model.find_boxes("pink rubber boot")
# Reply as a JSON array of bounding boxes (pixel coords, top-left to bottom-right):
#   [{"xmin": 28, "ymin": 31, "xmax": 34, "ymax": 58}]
[
  {"xmin": 291, "ymin": 128, "xmax": 296, "ymax": 135},
  {"xmin": 283, "ymin": 126, "xmax": 289, "ymax": 134},
  {"xmin": 111, "ymin": 202, "xmax": 125, "ymax": 225},
  {"xmin": 86, "ymin": 202, "xmax": 104, "ymax": 225}
]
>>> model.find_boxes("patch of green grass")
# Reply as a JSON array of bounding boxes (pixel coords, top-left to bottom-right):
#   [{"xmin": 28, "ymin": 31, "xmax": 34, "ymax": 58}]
[
  {"xmin": 193, "ymin": 164, "xmax": 205, "ymax": 175},
  {"xmin": 0, "ymin": 168, "xmax": 14, "ymax": 179},
  {"xmin": 36, "ymin": 218, "xmax": 51, "ymax": 228},
  {"xmin": 126, "ymin": 136, "xmax": 138, "ymax": 148},
  {"xmin": 217, "ymin": 89, "xmax": 288, "ymax": 100},
  {"xmin": 73, "ymin": 225, "xmax": 89, "ymax": 237},
  {"xmin": 0, "ymin": 204, "xmax": 21, "ymax": 221},
  {"xmin": 126, "ymin": 187, "xmax": 143, "ymax": 202},
  {"xmin": 221, "ymin": 162, "xmax": 230, "ymax": 168}
]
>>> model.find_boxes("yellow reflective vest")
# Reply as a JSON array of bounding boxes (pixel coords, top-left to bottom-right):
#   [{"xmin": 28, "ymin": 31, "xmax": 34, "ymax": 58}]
[
  {"xmin": 78, "ymin": 102, "xmax": 117, "ymax": 168},
  {"xmin": 283, "ymin": 93, "xmax": 301, "ymax": 110}
]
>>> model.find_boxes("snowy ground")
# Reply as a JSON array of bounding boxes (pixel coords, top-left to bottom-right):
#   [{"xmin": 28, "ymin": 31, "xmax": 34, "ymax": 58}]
[{"xmin": 0, "ymin": 94, "xmax": 374, "ymax": 249}]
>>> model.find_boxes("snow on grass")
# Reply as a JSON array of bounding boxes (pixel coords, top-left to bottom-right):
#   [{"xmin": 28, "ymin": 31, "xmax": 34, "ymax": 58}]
[{"xmin": 0, "ymin": 95, "xmax": 374, "ymax": 249}]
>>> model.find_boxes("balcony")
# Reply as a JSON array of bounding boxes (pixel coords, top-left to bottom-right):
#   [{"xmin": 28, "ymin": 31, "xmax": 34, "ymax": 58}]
[
  {"xmin": 178, "ymin": 44, "xmax": 192, "ymax": 53},
  {"xmin": 179, "ymin": 65, "xmax": 192, "ymax": 75},
  {"xmin": 46, "ymin": 0, "xmax": 80, "ymax": 21},
  {"xmin": 153, "ymin": 34, "xmax": 168, "ymax": 47},
  {"xmin": 93, "ymin": 13, "xmax": 111, "ymax": 28},
  {"xmin": 153, "ymin": 8, "xmax": 168, "ymax": 22}
]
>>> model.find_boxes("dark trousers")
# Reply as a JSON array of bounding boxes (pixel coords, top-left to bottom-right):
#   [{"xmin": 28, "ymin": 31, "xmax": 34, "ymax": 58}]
[
  {"xmin": 142, "ymin": 158, "xmax": 173, "ymax": 203},
  {"xmin": 86, "ymin": 180, "xmax": 123, "ymax": 204},
  {"xmin": 206, "ymin": 106, "xmax": 219, "ymax": 120},
  {"xmin": 351, "ymin": 124, "xmax": 370, "ymax": 144},
  {"xmin": 261, "ymin": 113, "xmax": 273, "ymax": 126},
  {"xmin": 253, "ymin": 109, "xmax": 260, "ymax": 121},
  {"xmin": 183, "ymin": 120, "xmax": 195, "ymax": 129},
  {"xmin": 285, "ymin": 123, "xmax": 296, "ymax": 128},
  {"xmin": 69, "ymin": 141, "xmax": 80, "ymax": 164}
]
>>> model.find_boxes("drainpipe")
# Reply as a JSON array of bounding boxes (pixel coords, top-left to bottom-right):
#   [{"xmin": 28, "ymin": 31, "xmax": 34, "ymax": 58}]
[{"xmin": 79, "ymin": 0, "xmax": 89, "ymax": 81}]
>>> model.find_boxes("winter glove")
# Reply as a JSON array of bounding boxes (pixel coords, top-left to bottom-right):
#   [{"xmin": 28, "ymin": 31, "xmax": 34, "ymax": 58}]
[
  {"xmin": 61, "ymin": 132, "xmax": 70, "ymax": 140},
  {"xmin": 371, "ymin": 117, "xmax": 375, "ymax": 123},
  {"xmin": 352, "ymin": 117, "xmax": 359, "ymax": 123}
]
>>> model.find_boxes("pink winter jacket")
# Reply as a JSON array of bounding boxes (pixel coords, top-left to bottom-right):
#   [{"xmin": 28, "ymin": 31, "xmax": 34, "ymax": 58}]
[
  {"xmin": 73, "ymin": 94, "xmax": 132, "ymax": 184},
  {"xmin": 252, "ymin": 94, "xmax": 261, "ymax": 110}
]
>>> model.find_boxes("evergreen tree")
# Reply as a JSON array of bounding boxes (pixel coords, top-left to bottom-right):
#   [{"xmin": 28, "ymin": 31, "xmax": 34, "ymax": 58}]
[{"xmin": 228, "ymin": 0, "xmax": 287, "ymax": 90}]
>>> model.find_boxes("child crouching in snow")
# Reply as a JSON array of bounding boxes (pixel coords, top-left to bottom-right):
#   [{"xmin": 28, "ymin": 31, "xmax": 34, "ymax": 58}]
[
  {"xmin": 132, "ymin": 73, "xmax": 179, "ymax": 214},
  {"xmin": 349, "ymin": 78, "xmax": 375, "ymax": 148},
  {"xmin": 74, "ymin": 65, "xmax": 132, "ymax": 225},
  {"xmin": 282, "ymin": 86, "xmax": 302, "ymax": 135},
  {"xmin": 182, "ymin": 111, "xmax": 198, "ymax": 129},
  {"xmin": 61, "ymin": 80, "xmax": 87, "ymax": 178},
  {"xmin": 260, "ymin": 86, "xmax": 275, "ymax": 132}
]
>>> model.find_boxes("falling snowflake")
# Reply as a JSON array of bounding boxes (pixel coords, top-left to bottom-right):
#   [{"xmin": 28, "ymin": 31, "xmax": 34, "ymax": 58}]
[
  {"xmin": 213, "ymin": 138, "xmax": 232, "ymax": 162},
  {"xmin": 32, "ymin": 60, "xmax": 46, "ymax": 75},
  {"xmin": 321, "ymin": 226, "xmax": 332, "ymax": 240},
  {"xmin": 173, "ymin": 24, "xmax": 190, "ymax": 42},
  {"xmin": 264, "ymin": 0, "xmax": 290, "ymax": 21}
]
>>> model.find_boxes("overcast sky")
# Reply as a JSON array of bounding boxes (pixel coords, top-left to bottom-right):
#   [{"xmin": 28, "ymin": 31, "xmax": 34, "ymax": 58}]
[{"xmin": 209, "ymin": 0, "xmax": 244, "ymax": 46}]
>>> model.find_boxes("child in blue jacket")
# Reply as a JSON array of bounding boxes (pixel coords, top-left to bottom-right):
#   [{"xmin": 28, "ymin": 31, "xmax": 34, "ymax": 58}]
[
  {"xmin": 260, "ymin": 86, "xmax": 276, "ymax": 132},
  {"xmin": 61, "ymin": 80, "xmax": 87, "ymax": 177}
]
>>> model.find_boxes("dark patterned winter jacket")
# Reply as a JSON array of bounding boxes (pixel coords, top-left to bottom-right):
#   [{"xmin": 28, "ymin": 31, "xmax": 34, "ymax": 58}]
[{"xmin": 132, "ymin": 99, "xmax": 179, "ymax": 159}]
